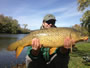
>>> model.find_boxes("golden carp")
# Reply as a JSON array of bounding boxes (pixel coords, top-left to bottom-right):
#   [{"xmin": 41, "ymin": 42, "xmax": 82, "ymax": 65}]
[{"xmin": 7, "ymin": 27, "xmax": 88, "ymax": 58}]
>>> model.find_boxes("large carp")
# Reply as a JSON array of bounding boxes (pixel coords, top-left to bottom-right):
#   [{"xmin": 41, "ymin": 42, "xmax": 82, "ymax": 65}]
[{"xmin": 7, "ymin": 27, "xmax": 88, "ymax": 58}]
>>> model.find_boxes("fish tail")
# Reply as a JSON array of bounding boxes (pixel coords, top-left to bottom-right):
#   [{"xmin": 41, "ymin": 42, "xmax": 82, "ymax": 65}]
[
  {"xmin": 7, "ymin": 41, "xmax": 20, "ymax": 51},
  {"xmin": 16, "ymin": 46, "xmax": 24, "ymax": 58}
]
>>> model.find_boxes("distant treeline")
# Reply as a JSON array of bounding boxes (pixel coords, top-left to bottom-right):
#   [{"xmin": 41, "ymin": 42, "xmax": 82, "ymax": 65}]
[{"xmin": 0, "ymin": 14, "xmax": 30, "ymax": 34}]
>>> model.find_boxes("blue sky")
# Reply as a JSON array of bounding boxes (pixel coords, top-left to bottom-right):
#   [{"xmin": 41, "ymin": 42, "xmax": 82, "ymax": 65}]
[{"xmin": 0, "ymin": 0, "xmax": 85, "ymax": 30}]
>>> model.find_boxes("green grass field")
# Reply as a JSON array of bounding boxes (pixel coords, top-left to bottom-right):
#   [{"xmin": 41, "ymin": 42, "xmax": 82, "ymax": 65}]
[{"xmin": 69, "ymin": 42, "xmax": 90, "ymax": 68}]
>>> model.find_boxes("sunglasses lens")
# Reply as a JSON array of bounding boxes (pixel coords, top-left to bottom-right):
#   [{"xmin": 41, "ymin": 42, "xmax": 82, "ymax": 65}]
[
  {"xmin": 46, "ymin": 22, "xmax": 51, "ymax": 24},
  {"xmin": 46, "ymin": 20, "xmax": 55, "ymax": 25}
]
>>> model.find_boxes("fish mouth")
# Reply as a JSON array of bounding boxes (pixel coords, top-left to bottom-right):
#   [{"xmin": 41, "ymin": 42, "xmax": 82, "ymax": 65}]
[
  {"xmin": 81, "ymin": 36, "xmax": 88, "ymax": 41},
  {"xmin": 75, "ymin": 36, "xmax": 88, "ymax": 43}
]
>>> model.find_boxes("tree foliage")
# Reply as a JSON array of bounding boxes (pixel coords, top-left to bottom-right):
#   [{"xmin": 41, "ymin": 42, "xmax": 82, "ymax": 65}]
[
  {"xmin": 78, "ymin": 0, "xmax": 90, "ymax": 11},
  {"xmin": 0, "ymin": 14, "xmax": 30, "ymax": 34},
  {"xmin": 72, "ymin": 24, "xmax": 88, "ymax": 35},
  {"xmin": 80, "ymin": 10, "xmax": 90, "ymax": 27},
  {"xmin": 80, "ymin": 10, "xmax": 90, "ymax": 35},
  {"xmin": 23, "ymin": 24, "xmax": 28, "ymax": 29},
  {"xmin": 77, "ymin": 0, "xmax": 90, "ymax": 35}
]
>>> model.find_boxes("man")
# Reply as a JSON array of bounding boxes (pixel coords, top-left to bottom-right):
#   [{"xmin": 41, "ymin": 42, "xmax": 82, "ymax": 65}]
[{"xmin": 26, "ymin": 14, "xmax": 74, "ymax": 68}]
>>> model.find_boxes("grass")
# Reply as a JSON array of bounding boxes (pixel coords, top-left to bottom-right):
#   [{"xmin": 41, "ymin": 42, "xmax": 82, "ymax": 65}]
[{"xmin": 69, "ymin": 42, "xmax": 90, "ymax": 68}]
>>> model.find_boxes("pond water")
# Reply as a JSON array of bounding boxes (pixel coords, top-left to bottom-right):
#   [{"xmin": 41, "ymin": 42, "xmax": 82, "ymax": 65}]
[{"xmin": 0, "ymin": 34, "xmax": 28, "ymax": 68}]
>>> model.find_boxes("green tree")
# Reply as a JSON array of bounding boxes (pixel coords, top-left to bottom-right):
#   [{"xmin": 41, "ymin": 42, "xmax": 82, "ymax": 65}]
[
  {"xmin": 80, "ymin": 10, "xmax": 90, "ymax": 35},
  {"xmin": 78, "ymin": 0, "xmax": 90, "ymax": 11},
  {"xmin": 80, "ymin": 10, "xmax": 90, "ymax": 28},
  {"xmin": 72, "ymin": 24, "xmax": 88, "ymax": 35},
  {"xmin": 23, "ymin": 24, "xmax": 28, "ymax": 29},
  {"xmin": 77, "ymin": 0, "xmax": 90, "ymax": 35},
  {"xmin": 0, "ymin": 14, "xmax": 30, "ymax": 34}
]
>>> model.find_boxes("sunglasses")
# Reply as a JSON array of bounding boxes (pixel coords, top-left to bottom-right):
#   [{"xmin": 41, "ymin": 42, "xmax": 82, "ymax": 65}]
[{"xmin": 46, "ymin": 20, "xmax": 55, "ymax": 25}]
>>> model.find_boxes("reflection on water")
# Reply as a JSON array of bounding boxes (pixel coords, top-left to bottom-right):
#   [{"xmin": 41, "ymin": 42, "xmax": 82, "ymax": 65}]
[{"xmin": 0, "ymin": 34, "xmax": 28, "ymax": 68}]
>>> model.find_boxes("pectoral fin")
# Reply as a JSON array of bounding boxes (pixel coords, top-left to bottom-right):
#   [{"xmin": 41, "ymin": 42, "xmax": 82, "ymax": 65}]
[
  {"xmin": 49, "ymin": 47, "xmax": 57, "ymax": 55},
  {"xmin": 16, "ymin": 46, "xmax": 24, "ymax": 58},
  {"xmin": 70, "ymin": 44, "xmax": 72, "ymax": 53}
]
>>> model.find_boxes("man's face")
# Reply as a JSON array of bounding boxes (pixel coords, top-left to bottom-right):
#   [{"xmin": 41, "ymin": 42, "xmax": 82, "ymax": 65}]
[{"xmin": 43, "ymin": 20, "xmax": 55, "ymax": 28}]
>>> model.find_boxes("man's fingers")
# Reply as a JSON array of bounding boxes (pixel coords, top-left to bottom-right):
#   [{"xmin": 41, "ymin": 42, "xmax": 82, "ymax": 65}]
[
  {"xmin": 64, "ymin": 37, "xmax": 75, "ymax": 49},
  {"xmin": 31, "ymin": 38, "xmax": 41, "ymax": 50},
  {"xmin": 32, "ymin": 38, "xmax": 37, "ymax": 50},
  {"xmin": 32, "ymin": 39, "xmax": 35, "ymax": 47},
  {"xmin": 36, "ymin": 39, "xmax": 42, "ymax": 48},
  {"xmin": 40, "ymin": 44, "xmax": 42, "ymax": 48},
  {"xmin": 36, "ymin": 39, "xmax": 39, "ymax": 48}
]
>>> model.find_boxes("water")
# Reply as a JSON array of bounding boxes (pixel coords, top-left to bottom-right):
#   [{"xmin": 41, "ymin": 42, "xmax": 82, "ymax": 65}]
[{"xmin": 0, "ymin": 34, "xmax": 28, "ymax": 68}]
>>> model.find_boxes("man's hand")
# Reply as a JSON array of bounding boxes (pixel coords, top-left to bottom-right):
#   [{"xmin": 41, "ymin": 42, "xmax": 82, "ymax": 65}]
[
  {"xmin": 64, "ymin": 37, "xmax": 75, "ymax": 49},
  {"xmin": 31, "ymin": 38, "xmax": 42, "ymax": 56},
  {"xmin": 60, "ymin": 37, "xmax": 75, "ymax": 54}
]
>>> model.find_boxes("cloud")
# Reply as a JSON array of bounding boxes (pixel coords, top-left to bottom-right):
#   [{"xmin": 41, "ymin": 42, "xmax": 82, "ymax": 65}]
[
  {"xmin": 15, "ymin": 15, "xmax": 43, "ymax": 30},
  {"xmin": 0, "ymin": 0, "xmax": 83, "ymax": 30}
]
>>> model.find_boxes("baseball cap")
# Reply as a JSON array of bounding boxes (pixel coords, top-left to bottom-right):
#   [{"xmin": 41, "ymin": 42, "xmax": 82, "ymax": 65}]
[{"xmin": 43, "ymin": 14, "xmax": 56, "ymax": 21}]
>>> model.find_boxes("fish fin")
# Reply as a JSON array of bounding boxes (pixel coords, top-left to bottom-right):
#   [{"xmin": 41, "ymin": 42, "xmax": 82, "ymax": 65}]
[
  {"xmin": 49, "ymin": 47, "xmax": 57, "ymax": 55},
  {"xmin": 70, "ymin": 39, "xmax": 73, "ymax": 53},
  {"xmin": 70, "ymin": 44, "xmax": 72, "ymax": 53},
  {"xmin": 16, "ymin": 46, "xmax": 24, "ymax": 58},
  {"xmin": 70, "ymin": 32, "xmax": 72, "ymax": 53},
  {"xmin": 7, "ymin": 43, "xmax": 17, "ymax": 51}
]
